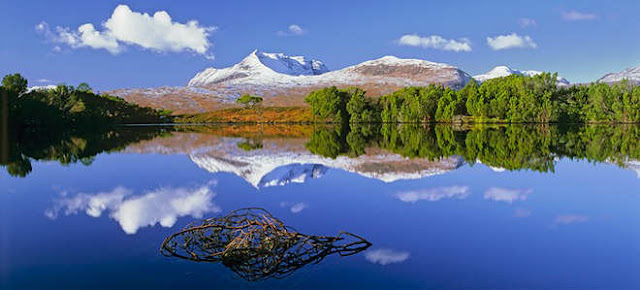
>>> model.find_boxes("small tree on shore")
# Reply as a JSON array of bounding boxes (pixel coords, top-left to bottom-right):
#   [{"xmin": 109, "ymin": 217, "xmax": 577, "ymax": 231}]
[{"xmin": 236, "ymin": 94, "xmax": 263, "ymax": 109}]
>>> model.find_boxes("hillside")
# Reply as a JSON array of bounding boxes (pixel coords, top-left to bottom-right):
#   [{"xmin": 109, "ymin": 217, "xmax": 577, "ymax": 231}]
[{"xmin": 110, "ymin": 50, "xmax": 471, "ymax": 114}]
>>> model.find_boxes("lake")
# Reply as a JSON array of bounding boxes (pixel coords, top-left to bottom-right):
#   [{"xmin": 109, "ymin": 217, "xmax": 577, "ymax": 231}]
[{"xmin": 2, "ymin": 124, "xmax": 640, "ymax": 289}]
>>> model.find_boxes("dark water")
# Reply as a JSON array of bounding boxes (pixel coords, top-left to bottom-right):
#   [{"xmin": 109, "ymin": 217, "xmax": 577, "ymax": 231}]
[{"xmin": 2, "ymin": 125, "xmax": 640, "ymax": 289}]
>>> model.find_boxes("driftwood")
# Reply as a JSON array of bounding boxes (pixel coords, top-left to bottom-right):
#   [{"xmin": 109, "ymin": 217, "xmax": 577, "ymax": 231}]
[{"xmin": 160, "ymin": 208, "xmax": 371, "ymax": 281}]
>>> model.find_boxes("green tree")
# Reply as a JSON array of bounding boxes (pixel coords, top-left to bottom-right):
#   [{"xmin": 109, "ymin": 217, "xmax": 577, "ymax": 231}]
[
  {"xmin": 236, "ymin": 94, "xmax": 263, "ymax": 108},
  {"xmin": 346, "ymin": 88, "xmax": 379, "ymax": 123},
  {"xmin": 304, "ymin": 86, "xmax": 350, "ymax": 123},
  {"xmin": 76, "ymin": 82, "xmax": 93, "ymax": 93},
  {"xmin": 2, "ymin": 73, "xmax": 28, "ymax": 96}
]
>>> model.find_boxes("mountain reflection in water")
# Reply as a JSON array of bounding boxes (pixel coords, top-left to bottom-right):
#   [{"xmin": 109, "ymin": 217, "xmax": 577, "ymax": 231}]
[
  {"xmin": 4, "ymin": 124, "xmax": 640, "ymax": 182},
  {"xmin": 125, "ymin": 124, "xmax": 640, "ymax": 186}
]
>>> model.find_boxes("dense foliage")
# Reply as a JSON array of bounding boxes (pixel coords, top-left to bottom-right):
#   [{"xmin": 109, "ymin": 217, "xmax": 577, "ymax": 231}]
[
  {"xmin": 1, "ymin": 73, "xmax": 171, "ymax": 132},
  {"xmin": 304, "ymin": 74, "xmax": 640, "ymax": 123}
]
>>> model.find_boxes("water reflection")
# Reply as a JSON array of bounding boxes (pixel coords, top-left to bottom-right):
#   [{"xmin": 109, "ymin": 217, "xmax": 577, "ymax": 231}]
[
  {"xmin": 45, "ymin": 182, "xmax": 221, "ymax": 234},
  {"xmin": 394, "ymin": 186, "xmax": 470, "ymax": 203},
  {"xmin": 1, "ymin": 126, "xmax": 169, "ymax": 177},
  {"xmin": 160, "ymin": 208, "xmax": 371, "ymax": 281},
  {"xmin": 365, "ymin": 249, "xmax": 410, "ymax": 266},
  {"xmin": 128, "ymin": 124, "xmax": 640, "ymax": 188},
  {"xmin": 483, "ymin": 187, "xmax": 533, "ymax": 204},
  {"xmin": 5, "ymin": 124, "xmax": 640, "ymax": 182}
]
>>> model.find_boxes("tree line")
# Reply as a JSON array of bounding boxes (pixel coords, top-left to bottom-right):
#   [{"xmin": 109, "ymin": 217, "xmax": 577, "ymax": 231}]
[
  {"xmin": 305, "ymin": 73, "xmax": 640, "ymax": 123},
  {"xmin": 0, "ymin": 73, "xmax": 171, "ymax": 132}
]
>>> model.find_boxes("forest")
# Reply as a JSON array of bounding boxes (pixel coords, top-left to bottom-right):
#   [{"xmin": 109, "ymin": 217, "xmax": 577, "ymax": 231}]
[
  {"xmin": 0, "ymin": 73, "xmax": 171, "ymax": 132},
  {"xmin": 305, "ymin": 73, "xmax": 640, "ymax": 124}
]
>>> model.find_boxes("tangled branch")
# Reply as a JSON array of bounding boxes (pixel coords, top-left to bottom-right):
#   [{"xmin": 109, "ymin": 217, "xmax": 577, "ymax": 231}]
[{"xmin": 160, "ymin": 208, "xmax": 371, "ymax": 281}]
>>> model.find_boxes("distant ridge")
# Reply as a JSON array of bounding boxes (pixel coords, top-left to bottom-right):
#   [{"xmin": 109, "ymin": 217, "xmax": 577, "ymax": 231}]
[
  {"xmin": 473, "ymin": 65, "xmax": 570, "ymax": 86},
  {"xmin": 598, "ymin": 65, "xmax": 640, "ymax": 84}
]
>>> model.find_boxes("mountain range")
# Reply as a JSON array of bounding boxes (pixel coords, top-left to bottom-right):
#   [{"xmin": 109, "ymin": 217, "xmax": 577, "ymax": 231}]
[{"xmin": 108, "ymin": 49, "xmax": 640, "ymax": 114}]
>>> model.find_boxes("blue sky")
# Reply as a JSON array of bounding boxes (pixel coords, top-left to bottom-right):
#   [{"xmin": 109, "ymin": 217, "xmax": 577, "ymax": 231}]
[{"xmin": 1, "ymin": 0, "xmax": 639, "ymax": 90}]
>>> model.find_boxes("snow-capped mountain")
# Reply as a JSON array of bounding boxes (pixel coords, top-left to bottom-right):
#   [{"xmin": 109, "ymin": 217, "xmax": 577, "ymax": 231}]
[
  {"xmin": 110, "ymin": 50, "xmax": 472, "ymax": 113},
  {"xmin": 188, "ymin": 50, "xmax": 471, "ymax": 89},
  {"xmin": 473, "ymin": 66, "xmax": 570, "ymax": 86},
  {"xmin": 187, "ymin": 50, "xmax": 329, "ymax": 87},
  {"xmin": 598, "ymin": 65, "xmax": 640, "ymax": 84}
]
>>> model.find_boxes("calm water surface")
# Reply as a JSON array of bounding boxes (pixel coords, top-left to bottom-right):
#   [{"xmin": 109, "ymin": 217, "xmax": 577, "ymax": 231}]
[{"xmin": 2, "ymin": 125, "xmax": 640, "ymax": 289}]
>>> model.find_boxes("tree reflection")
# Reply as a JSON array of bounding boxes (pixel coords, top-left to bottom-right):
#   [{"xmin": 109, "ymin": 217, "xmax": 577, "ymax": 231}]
[
  {"xmin": 1, "ymin": 126, "xmax": 170, "ymax": 177},
  {"xmin": 307, "ymin": 123, "xmax": 640, "ymax": 173},
  {"xmin": 160, "ymin": 208, "xmax": 371, "ymax": 281}
]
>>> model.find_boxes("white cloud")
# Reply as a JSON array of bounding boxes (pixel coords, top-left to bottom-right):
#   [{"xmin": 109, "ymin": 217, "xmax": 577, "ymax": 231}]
[
  {"xmin": 484, "ymin": 187, "xmax": 533, "ymax": 203},
  {"xmin": 280, "ymin": 201, "xmax": 308, "ymax": 213},
  {"xmin": 397, "ymin": 34, "xmax": 472, "ymax": 52},
  {"xmin": 277, "ymin": 24, "xmax": 307, "ymax": 36},
  {"xmin": 36, "ymin": 79, "xmax": 53, "ymax": 83},
  {"xmin": 562, "ymin": 10, "xmax": 598, "ymax": 21},
  {"xmin": 395, "ymin": 186, "xmax": 470, "ymax": 203},
  {"xmin": 554, "ymin": 214, "xmax": 589, "ymax": 225},
  {"xmin": 518, "ymin": 18, "xmax": 537, "ymax": 28},
  {"xmin": 486, "ymin": 33, "xmax": 537, "ymax": 50},
  {"xmin": 36, "ymin": 5, "xmax": 215, "ymax": 58},
  {"xmin": 45, "ymin": 184, "xmax": 221, "ymax": 234},
  {"xmin": 365, "ymin": 249, "xmax": 410, "ymax": 265}
]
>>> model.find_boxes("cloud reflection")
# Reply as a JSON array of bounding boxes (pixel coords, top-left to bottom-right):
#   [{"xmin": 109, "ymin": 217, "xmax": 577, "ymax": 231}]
[
  {"xmin": 365, "ymin": 249, "xmax": 410, "ymax": 265},
  {"xmin": 46, "ymin": 183, "xmax": 221, "ymax": 234},
  {"xmin": 484, "ymin": 187, "xmax": 532, "ymax": 203},
  {"xmin": 554, "ymin": 214, "xmax": 589, "ymax": 225},
  {"xmin": 279, "ymin": 201, "xmax": 308, "ymax": 214},
  {"xmin": 395, "ymin": 186, "xmax": 470, "ymax": 203}
]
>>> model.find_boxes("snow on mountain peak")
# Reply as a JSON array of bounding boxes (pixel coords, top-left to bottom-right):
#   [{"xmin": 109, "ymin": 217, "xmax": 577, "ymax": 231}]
[
  {"xmin": 253, "ymin": 50, "xmax": 329, "ymax": 75},
  {"xmin": 187, "ymin": 51, "xmax": 471, "ymax": 90},
  {"xmin": 358, "ymin": 55, "xmax": 453, "ymax": 68},
  {"xmin": 27, "ymin": 85, "xmax": 58, "ymax": 93},
  {"xmin": 474, "ymin": 65, "xmax": 570, "ymax": 86},
  {"xmin": 187, "ymin": 50, "xmax": 329, "ymax": 87},
  {"xmin": 598, "ymin": 65, "xmax": 640, "ymax": 84}
]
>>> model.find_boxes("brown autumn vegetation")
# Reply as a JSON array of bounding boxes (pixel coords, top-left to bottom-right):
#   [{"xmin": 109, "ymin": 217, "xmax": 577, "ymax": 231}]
[{"xmin": 174, "ymin": 106, "xmax": 313, "ymax": 124}]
